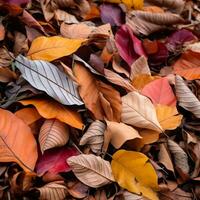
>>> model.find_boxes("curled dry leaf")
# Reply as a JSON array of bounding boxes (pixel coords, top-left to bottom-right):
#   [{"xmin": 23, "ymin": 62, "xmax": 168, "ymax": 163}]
[
  {"xmin": 175, "ymin": 75, "xmax": 200, "ymax": 118},
  {"xmin": 80, "ymin": 120, "xmax": 106, "ymax": 154},
  {"xmin": 0, "ymin": 48, "xmax": 13, "ymax": 67},
  {"xmin": 142, "ymin": 77, "xmax": 177, "ymax": 106},
  {"xmin": 130, "ymin": 56, "xmax": 151, "ymax": 81},
  {"xmin": 156, "ymin": 105, "xmax": 183, "ymax": 130},
  {"xmin": 168, "ymin": 140, "xmax": 190, "ymax": 174},
  {"xmin": 123, "ymin": 190, "xmax": 148, "ymax": 200},
  {"xmin": 13, "ymin": 31, "xmax": 28, "ymax": 55},
  {"xmin": 0, "ymin": 108, "xmax": 38, "ymax": 172},
  {"xmin": 37, "ymin": 181, "xmax": 67, "ymax": 200},
  {"xmin": 67, "ymin": 154, "xmax": 114, "ymax": 188},
  {"xmin": 173, "ymin": 50, "xmax": 200, "ymax": 80},
  {"xmin": 39, "ymin": 119, "xmax": 69, "ymax": 154},
  {"xmin": 73, "ymin": 62, "xmax": 121, "ymax": 122},
  {"xmin": 121, "ymin": 91, "xmax": 163, "ymax": 132},
  {"xmin": 19, "ymin": 98, "xmax": 83, "ymax": 129},
  {"xmin": 15, "ymin": 107, "xmax": 41, "ymax": 125},
  {"xmin": 111, "ymin": 150, "xmax": 159, "ymax": 200},
  {"xmin": 103, "ymin": 121, "xmax": 141, "ymax": 151},
  {"xmin": 15, "ymin": 55, "xmax": 83, "ymax": 106},
  {"xmin": 27, "ymin": 36, "xmax": 86, "ymax": 61},
  {"xmin": 127, "ymin": 11, "xmax": 184, "ymax": 36},
  {"xmin": 55, "ymin": 9, "xmax": 79, "ymax": 23},
  {"xmin": 0, "ymin": 67, "xmax": 17, "ymax": 83}
]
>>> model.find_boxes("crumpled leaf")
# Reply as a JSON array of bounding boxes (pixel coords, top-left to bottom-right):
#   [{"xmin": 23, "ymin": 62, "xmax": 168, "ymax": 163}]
[
  {"xmin": 121, "ymin": 91, "xmax": 163, "ymax": 132},
  {"xmin": 173, "ymin": 50, "xmax": 200, "ymax": 80},
  {"xmin": 39, "ymin": 119, "xmax": 69, "ymax": 153},
  {"xmin": 19, "ymin": 98, "xmax": 83, "ymax": 129},
  {"xmin": 27, "ymin": 36, "xmax": 86, "ymax": 61},
  {"xmin": 36, "ymin": 181, "xmax": 67, "ymax": 200},
  {"xmin": 115, "ymin": 25, "xmax": 146, "ymax": 66},
  {"xmin": 67, "ymin": 154, "xmax": 114, "ymax": 188},
  {"xmin": 168, "ymin": 140, "xmax": 189, "ymax": 174},
  {"xmin": 141, "ymin": 77, "xmax": 177, "ymax": 106},
  {"xmin": 103, "ymin": 121, "xmax": 141, "ymax": 150},
  {"xmin": 15, "ymin": 55, "xmax": 83, "ymax": 106},
  {"xmin": 156, "ymin": 105, "xmax": 183, "ymax": 130},
  {"xmin": 127, "ymin": 11, "xmax": 184, "ymax": 36},
  {"xmin": 0, "ymin": 108, "xmax": 38, "ymax": 172},
  {"xmin": 166, "ymin": 29, "xmax": 197, "ymax": 52},
  {"xmin": 80, "ymin": 120, "xmax": 106, "ymax": 154},
  {"xmin": 100, "ymin": 4, "xmax": 124, "ymax": 26},
  {"xmin": 175, "ymin": 75, "xmax": 200, "ymax": 118},
  {"xmin": 36, "ymin": 146, "xmax": 79, "ymax": 176},
  {"xmin": 111, "ymin": 150, "xmax": 159, "ymax": 200}
]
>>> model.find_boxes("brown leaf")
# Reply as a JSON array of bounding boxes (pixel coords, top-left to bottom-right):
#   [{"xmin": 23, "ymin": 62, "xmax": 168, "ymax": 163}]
[
  {"xmin": 13, "ymin": 31, "xmax": 28, "ymax": 55},
  {"xmin": 0, "ymin": 23, "xmax": 5, "ymax": 41},
  {"xmin": 73, "ymin": 62, "xmax": 121, "ymax": 122},
  {"xmin": 0, "ymin": 48, "xmax": 13, "ymax": 67},
  {"xmin": 39, "ymin": 119, "xmax": 69, "ymax": 153},
  {"xmin": 0, "ymin": 67, "xmax": 17, "ymax": 83},
  {"xmin": 55, "ymin": 9, "xmax": 79, "ymax": 23}
]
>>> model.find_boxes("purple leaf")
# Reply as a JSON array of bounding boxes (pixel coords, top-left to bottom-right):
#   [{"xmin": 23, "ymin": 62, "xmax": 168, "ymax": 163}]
[
  {"xmin": 100, "ymin": 4, "xmax": 124, "ymax": 26},
  {"xmin": 166, "ymin": 29, "xmax": 197, "ymax": 52},
  {"xmin": 36, "ymin": 146, "xmax": 79, "ymax": 175},
  {"xmin": 115, "ymin": 25, "xmax": 146, "ymax": 67}
]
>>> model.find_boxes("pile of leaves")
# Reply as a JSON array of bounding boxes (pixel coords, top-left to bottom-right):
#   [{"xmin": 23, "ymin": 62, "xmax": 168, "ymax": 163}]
[{"xmin": 1, "ymin": 0, "xmax": 200, "ymax": 199}]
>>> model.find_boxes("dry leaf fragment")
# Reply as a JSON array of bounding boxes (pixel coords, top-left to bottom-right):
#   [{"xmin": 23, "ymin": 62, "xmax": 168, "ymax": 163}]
[
  {"xmin": 156, "ymin": 105, "xmax": 182, "ymax": 130},
  {"xmin": 111, "ymin": 150, "xmax": 159, "ymax": 200},
  {"xmin": 121, "ymin": 91, "xmax": 162, "ymax": 132},
  {"xmin": 0, "ymin": 108, "xmax": 38, "ymax": 172},
  {"xmin": 27, "ymin": 36, "xmax": 86, "ymax": 61},
  {"xmin": 175, "ymin": 75, "xmax": 200, "ymax": 118},
  {"xmin": 19, "ymin": 98, "xmax": 83, "ymax": 129},
  {"xmin": 104, "ymin": 0, "xmax": 144, "ymax": 9},
  {"xmin": 0, "ymin": 67, "xmax": 17, "ymax": 83},
  {"xmin": 67, "ymin": 154, "xmax": 114, "ymax": 188},
  {"xmin": 39, "ymin": 119, "xmax": 69, "ymax": 153},
  {"xmin": 55, "ymin": 9, "xmax": 79, "ymax": 23},
  {"xmin": 168, "ymin": 140, "xmax": 189, "ymax": 174},
  {"xmin": 123, "ymin": 190, "xmax": 148, "ymax": 200},
  {"xmin": 103, "ymin": 121, "xmax": 141, "ymax": 151},
  {"xmin": 80, "ymin": 120, "xmax": 106, "ymax": 154},
  {"xmin": 37, "ymin": 181, "xmax": 67, "ymax": 200}
]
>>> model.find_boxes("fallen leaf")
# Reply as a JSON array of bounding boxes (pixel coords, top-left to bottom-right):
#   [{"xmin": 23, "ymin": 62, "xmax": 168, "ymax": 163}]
[
  {"xmin": 173, "ymin": 50, "xmax": 200, "ymax": 80},
  {"xmin": 36, "ymin": 146, "xmax": 79, "ymax": 175},
  {"xmin": 27, "ymin": 36, "xmax": 86, "ymax": 61},
  {"xmin": 142, "ymin": 6, "xmax": 164, "ymax": 13},
  {"xmin": 103, "ymin": 121, "xmax": 141, "ymax": 150},
  {"xmin": 67, "ymin": 154, "xmax": 114, "ymax": 188},
  {"xmin": 0, "ymin": 108, "xmax": 38, "ymax": 172},
  {"xmin": 0, "ymin": 23, "xmax": 5, "ymax": 41},
  {"xmin": 123, "ymin": 190, "xmax": 148, "ymax": 199},
  {"xmin": 0, "ymin": 48, "xmax": 13, "ymax": 67},
  {"xmin": 0, "ymin": 67, "xmax": 17, "ymax": 83},
  {"xmin": 39, "ymin": 119, "xmax": 69, "ymax": 153},
  {"xmin": 142, "ymin": 77, "xmax": 177, "ymax": 106},
  {"xmin": 121, "ymin": 91, "xmax": 163, "ymax": 132},
  {"xmin": 15, "ymin": 55, "xmax": 83, "ymax": 106},
  {"xmin": 142, "ymin": 39, "xmax": 158, "ymax": 55},
  {"xmin": 111, "ymin": 150, "xmax": 159, "ymax": 200},
  {"xmin": 156, "ymin": 105, "xmax": 182, "ymax": 130},
  {"xmin": 80, "ymin": 120, "xmax": 106, "ymax": 154},
  {"xmin": 175, "ymin": 75, "xmax": 200, "ymax": 118},
  {"xmin": 37, "ymin": 181, "xmax": 67, "ymax": 200},
  {"xmin": 115, "ymin": 25, "xmax": 146, "ymax": 66},
  {"xmin": 15, "ymin": 107, "xmax": 41, "ymax": 125},
  {"xmin": 19, "ymin": 98, "xmax": 83, "ymax": 129},
  {"xmin": 104, "ymin": 0, "xmax": 144, "ymax": 9},
  {"xmin": 54, "ymin": 9, "xmax": 79, "ymax": 23}
]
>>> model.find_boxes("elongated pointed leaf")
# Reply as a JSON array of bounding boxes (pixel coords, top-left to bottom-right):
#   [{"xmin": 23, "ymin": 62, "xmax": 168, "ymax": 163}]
[{"xmin": 15, "ymin": 55, "xmax": 83, "ymax": 106}]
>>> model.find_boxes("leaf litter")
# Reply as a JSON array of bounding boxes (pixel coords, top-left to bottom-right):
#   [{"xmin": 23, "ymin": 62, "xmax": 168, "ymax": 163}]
[{"xmin": 0, "ymin": 0, "xmax": 200, "ymax": 199}]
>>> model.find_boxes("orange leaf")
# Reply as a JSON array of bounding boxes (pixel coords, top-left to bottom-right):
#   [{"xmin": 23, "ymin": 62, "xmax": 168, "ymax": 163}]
[
  {"xmin": 142, "ymin": 6, "xmax": 165, "ymax": 13},
  {"xmin": 141, "ymin": 77, "xmax": 177, "ymax": 106},
  {"xmin": 15, "ymin": 107, "xmax": 41, "ymax": 125},
  {"xmin": 0, "ymin": 108, "xmax": 38, "ymax": 172},
  {"xmin": 173, "ymin": 50, "xmax": 200, "ymax": 80},
  {"xmin": 19, "ymin": 98, "xmax": 83, "ymax": 129}
]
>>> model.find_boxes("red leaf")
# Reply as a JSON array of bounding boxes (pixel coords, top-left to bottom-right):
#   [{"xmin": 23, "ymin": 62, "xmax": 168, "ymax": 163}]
[
  {"xmin": 36, "ymin": 147, "xmax": 79, "ymax": 175},
  {"xmin": 115, "ymin": 25, "xmax": 146, "ymax": 66},
  {"xmin": 141, "ymin": 77, "xmax": 177, "ymax": 106},
  {"xmin": 2, "ymin": 0, "xmax": 30, "ymax": 5},
  {"xmin": 100, "ymin": 4, "xmax": 124, "ymax": 26}
]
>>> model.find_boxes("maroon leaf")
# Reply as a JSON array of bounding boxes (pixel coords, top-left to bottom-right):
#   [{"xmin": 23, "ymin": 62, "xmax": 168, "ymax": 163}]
[
  {"xmin": 3, "ymin": 0, "xmax": 30, "ymax": 5},
  {"xmin": 115, "ymin": 25, "xmax": 146, "ymax": 67},
  {"xmin": 89, "ymin": 54, "xmax": 105, "ymax": 75},
  {"xmin": 166, "ymin": 29, "xmax": 197, "ymax": 52},
  {"xmin": 100, "ymin": 4, "xmax": 124, "ymax": 26},
  {"xmin": 36, "ymin": 147, "xmax": 79, "ymax": 176}
]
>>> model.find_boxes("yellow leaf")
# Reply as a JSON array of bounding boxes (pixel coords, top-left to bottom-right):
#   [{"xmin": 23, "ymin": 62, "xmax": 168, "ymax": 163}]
[
  {"xmin": 111, "ymin": 150, "xmax": 158, "ymax": 200},
  {"xmin": 19, "ymin": 98, "xmax": 83, "ymax": 129},
  {"xmin": 104, "ymin": 0, "xmax": 143, "ymax": 9},
  {"xmin": 27, "ymin": 36, "xmax": 86, "ymax": 61},
  {"xmin": 132, "ymin": 74, "xmax": 160, "ymax": 90},
  {"xmin": 156, "ymin": 105, "xmax": 183, "ymax": 130}
]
